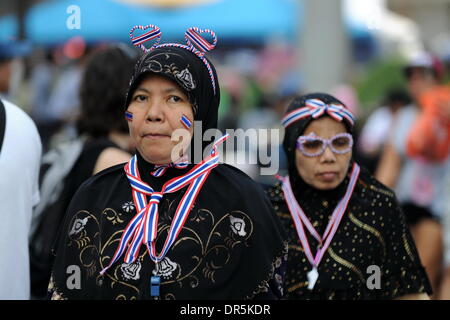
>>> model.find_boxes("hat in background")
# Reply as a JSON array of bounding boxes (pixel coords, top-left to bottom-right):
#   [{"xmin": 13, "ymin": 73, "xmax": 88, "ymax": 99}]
[
  {"xmin": 0, "ymin": 40, "xmax": 32, "ymax": 62},
  {"xmin": 404, "ymin": 51, "xmax": 444, "ymax": 80}
]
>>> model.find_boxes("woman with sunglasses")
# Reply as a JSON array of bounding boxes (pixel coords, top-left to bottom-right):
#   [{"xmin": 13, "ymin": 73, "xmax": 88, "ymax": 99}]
[{"xmin": 267, "ymin": 93, "xmax": 432, "ymax": 299}]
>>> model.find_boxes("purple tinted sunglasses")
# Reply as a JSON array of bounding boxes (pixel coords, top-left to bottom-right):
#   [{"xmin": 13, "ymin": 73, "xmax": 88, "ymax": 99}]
[{"xmin": 296, "ymin": 133, "xmax": 353, "ymax": 157}]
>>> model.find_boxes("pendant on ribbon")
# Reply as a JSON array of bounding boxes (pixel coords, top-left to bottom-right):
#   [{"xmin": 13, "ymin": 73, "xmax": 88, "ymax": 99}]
[{"xmin": 307, "ymin": 266, "xmax": 319, "ymax": 290}]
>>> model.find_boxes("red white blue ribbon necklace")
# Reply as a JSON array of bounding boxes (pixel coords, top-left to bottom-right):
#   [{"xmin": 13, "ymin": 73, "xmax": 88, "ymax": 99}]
[
  {"xmin": 150, "ymin": 156, "xmax": 190, "ymax": 177},
  {"xmin": 100, "ymin": 134, "xmax": 229, "ymax": 277},
  {"xmin": 278, "ymin": 163, "xmax": 360, "ymax": 290}
]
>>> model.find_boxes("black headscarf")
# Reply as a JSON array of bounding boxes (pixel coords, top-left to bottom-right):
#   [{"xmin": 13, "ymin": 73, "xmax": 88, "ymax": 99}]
[{"xmin": 125, "ymin": 46, "xmax": 220, "ymax": 160}]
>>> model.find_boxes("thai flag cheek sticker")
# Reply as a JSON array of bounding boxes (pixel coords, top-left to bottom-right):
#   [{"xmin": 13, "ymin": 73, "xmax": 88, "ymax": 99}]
[
  {"xmin": 180, "ymin": 114, "xmax": 192, "ymax": 129},
  {"xmin": 125, "ymin": 111, "xmax": 134, "ymax": 122}
]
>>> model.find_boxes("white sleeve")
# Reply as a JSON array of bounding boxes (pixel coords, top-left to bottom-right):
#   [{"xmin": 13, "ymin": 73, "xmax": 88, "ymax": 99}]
[
  {"xmin": 31, "ymin": 124, "xmax": 42, "ymax": 208},
  {"xmin": 389, "ymin": 106, "xmax": 418, "ymax": 156},
  {"xmin": 358, "ymin": 107, "xmax": 391, "ymax": 153}
]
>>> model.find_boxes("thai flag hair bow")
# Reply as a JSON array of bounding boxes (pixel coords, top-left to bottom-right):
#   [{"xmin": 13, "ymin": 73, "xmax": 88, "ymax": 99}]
[
  {"xmin": 281, "ymin": 98, "xmax": 355, "ymax": 128},
  {"xmin": 129, "ymin": 24, "xmax": 218, "ymax": 94}
]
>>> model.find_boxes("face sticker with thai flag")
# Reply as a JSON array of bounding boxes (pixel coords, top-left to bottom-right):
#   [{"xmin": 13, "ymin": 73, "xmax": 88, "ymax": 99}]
[
  {"xmin": 125, "ymin": 111, "xmax": 134, "ymax": 122},
  {"xmin": 180, "ymin": 114, "xmax": 192, "ymax": 129}
]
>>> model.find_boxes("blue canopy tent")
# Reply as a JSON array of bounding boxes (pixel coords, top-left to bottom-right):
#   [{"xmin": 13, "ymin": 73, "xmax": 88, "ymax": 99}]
[
  {"xmin": 0, "ymin": 0, "xmax": 375, "ymax": 61},
  {"xmin": 0, "ymin": 14, "xmax": 18, "ymax": 41},
  {"xmin": 0, "ymin": 0, "xmax": 300, "ymax": 45}
]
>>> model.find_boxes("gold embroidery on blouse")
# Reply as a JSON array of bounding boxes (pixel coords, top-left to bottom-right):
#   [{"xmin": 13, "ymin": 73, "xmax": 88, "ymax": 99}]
[
  {"xmin": 51, "ymin": 290, "xmax": 67, "ymax": 300},
  {"xmin": 69, "ymin": 211, "xmax": 102, "ymax": 279},
  {"xmin": 157, "ymin": 209, "xmax": 254, "ymax": 285},
  {"xmin": 48, "ymin": 274, "xmax": 67, "ymax": 300},
  {"xmin": 287, "ymin": 281, "xmax": 308, "ymax": 292},
  {"xmin": 103, "ymin": 208, "xmax": 124, "ymax": 225},
  {"xmin": 368, "ymin": 184, "xmax": 394, "ymax": 197},
  {"xmin": 348, "ymin": 213, "xmax": 386, "ymax": 258},
  {"xmin": 68, "ymin": 210, "xmax": 99, "ymax": 249},
  {"xmin": 80, "ymin": 245, "xmax": 98, "ymax": 277},
  {"xmin": 288, "ymin": 244, "xmax": 304, "ymax": 252},
  {"xmin": 72, "ymin": 209, "xmax": 141, "ymax": 297},
  {"xmin": 107, "ymin": 208, "xmax": 254, "ymax": 289},
  {"xmin": 164, "ymin": 293, "xmax": 176, "ymax": 300},
  {"xmin": 278, "ymin": 213, "xmax": 292, "ymax": 220},
  {"xmin": 402, "ymin": 232, "xmax": 415, "ymax": 261},
  {"xmin": 115, "ymin": 294, "xmax": 137, "ymax": 300},
  {"xmin": 327, "ymin": 247, "xmax": 365, "ymax": 282},
  {"xmin": 65, "ymin": 201, "xmax": 259, "ymax": 299},
  {"xmin": 245, "ymin": 241, "xmax": 289, "ymax": 299}
]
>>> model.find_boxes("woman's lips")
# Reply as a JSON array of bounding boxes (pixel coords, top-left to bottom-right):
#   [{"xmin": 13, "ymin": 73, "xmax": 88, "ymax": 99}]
[
  {"xmin": 316, "ymin": 172, "xmax": 338, "ymax": 182},
  {"xmin": 143, "ymin": 133, "xmax": 170, "ymax": 140}
]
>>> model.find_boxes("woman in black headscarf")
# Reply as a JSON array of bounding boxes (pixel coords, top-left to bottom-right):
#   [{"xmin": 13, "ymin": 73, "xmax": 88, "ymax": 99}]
[
  {"xmin": 47, "ymin": 26, "xmax": 287, "ymax": 300},
  {"xmin": 267, "ymin": 92, "xmax": 431, "ymax": 299}
]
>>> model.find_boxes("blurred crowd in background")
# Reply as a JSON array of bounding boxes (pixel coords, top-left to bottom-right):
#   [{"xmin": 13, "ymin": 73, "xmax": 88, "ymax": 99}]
[{"xmin": 2, "ymin": 0, "xmax": 450, "ymax": 300}]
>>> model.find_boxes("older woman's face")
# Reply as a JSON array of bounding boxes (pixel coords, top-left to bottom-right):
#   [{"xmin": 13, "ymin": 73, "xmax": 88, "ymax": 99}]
[
  {"xmin": 127, "ymin": 74, "xmax": 194, "ymax": 164},
  {"xmin": 295, "ymin": 117, "xmax": 352, "ymax": 190}
]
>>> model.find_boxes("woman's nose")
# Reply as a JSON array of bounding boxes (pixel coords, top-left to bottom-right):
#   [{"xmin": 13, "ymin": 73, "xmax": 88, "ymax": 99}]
[
  {"xmin": 320, "ymin": 145, "xmax": 336, "ymax": 163},
  {"xmin": 146, "ymin": 99, "xmax": 164, "ymax": 122}
]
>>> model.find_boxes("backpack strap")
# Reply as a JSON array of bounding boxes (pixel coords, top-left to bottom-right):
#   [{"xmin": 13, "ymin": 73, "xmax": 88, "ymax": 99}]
[{"xmin": 0, "ymin": 99, "xmax": 6, "ymax": 155}]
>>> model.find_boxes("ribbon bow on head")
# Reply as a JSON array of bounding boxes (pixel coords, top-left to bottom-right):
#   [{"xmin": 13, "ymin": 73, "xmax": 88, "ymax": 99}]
[
  {"xmin": 281, "ymin": 98, "xmax": 355, "ymax": 128},
  {"xmin": 129, "ymin": 25, "xmax": 162, "ymax": 53},
  {"xmin": 129, "ymin": 25, "xmax": 218, "ymax": 94}
]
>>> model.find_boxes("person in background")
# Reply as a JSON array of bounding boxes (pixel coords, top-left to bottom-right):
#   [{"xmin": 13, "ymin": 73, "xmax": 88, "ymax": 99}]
[
  {"xmin": 0, "ymin": 41, "xmax": 30, "ymax": 100},
  {"xmin": 29, "ymin": 45, "xmax": 134, "ymax": 298},
  {"xmin": 75, "ymin": 45, "xmax": 135, "ymax": 173},
  {"xmin": 356, "ymin": 88, "xmax": 411, "ymax": 174},
  {"xmin": 0, "ymin": 40, "xmax": 42, "ymax": 299},
  {"xmin": 43, "ymin": 38, "xmax": 92, "ymax": 149},
  {"xmin": 268, "ymin": 93, "xmax": 431, "ymax": 299},
  {"xmin": 28, "ymin": 48, "xmax": 58, "ymax": 153},
  {"xmin": 375, "ymin": 52, "xmax": 449, "ymax": 296}
]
